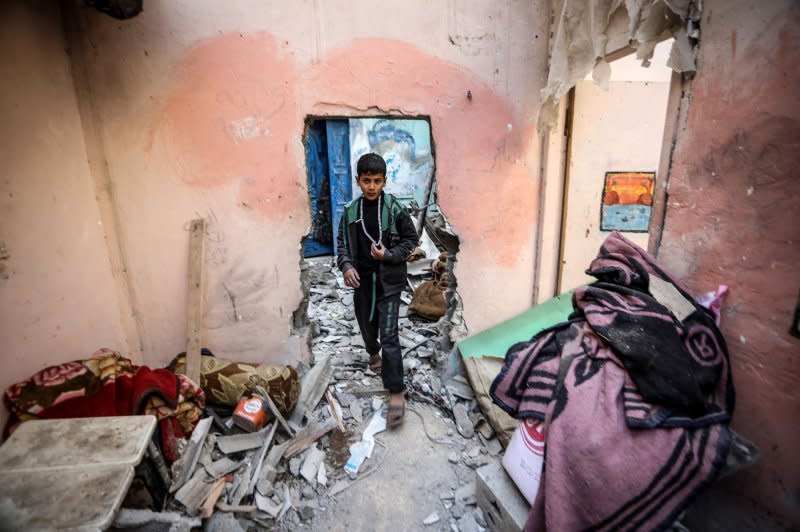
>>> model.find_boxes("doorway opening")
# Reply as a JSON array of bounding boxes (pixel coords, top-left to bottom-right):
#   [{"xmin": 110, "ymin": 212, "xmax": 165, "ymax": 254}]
[
  {"xmin": 298, "ymin": 116, "xmax": 464, "ymax": 378},
  {"xmin": 556, "ymin": 39, "xmax": 676, "ymax": 292}
]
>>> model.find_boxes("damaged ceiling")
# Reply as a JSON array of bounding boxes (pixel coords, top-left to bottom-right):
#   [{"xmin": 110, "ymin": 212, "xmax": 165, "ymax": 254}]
[{"xmin": 538, "ymin": 0, "xmax": 702, "ymax": 130}]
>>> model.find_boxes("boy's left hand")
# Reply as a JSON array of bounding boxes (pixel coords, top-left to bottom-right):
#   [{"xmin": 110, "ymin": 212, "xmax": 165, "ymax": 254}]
[{"xmin": 370, "ymin": 242, "xmax": 385, "ymax": 261}]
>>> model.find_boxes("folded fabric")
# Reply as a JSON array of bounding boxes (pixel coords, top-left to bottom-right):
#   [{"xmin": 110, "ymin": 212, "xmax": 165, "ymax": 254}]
[
  {"xmin": 3, "ymin": 348, "xmax": 205, "ymax": 461},
  {"xmin": 491, "ymin": 231, "xmax": 734, "ymax": 531},
  {"xmin": 167, "ymin": 353, "xmax": 299, "ymax": 416}
]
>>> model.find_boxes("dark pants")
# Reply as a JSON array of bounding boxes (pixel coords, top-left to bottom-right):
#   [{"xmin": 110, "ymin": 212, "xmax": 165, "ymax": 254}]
[{"xmin": 353, "ymin": 271, "xmax": 404, "ymax": 393}]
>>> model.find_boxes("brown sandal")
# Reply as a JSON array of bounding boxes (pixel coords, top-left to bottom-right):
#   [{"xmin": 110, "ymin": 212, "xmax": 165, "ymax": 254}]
[
  {"xmin": 387, "ymin": 392, "xmax": 405, "ymax": 429},
  {"xmin": 368, "ymin": 353, "xmax": 382, "ymax": 374}
]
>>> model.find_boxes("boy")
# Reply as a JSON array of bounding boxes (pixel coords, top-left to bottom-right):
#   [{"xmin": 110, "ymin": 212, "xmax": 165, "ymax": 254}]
[{"xmin": 336, "ymin": 153, "xmax": 418, "ymax": 427}]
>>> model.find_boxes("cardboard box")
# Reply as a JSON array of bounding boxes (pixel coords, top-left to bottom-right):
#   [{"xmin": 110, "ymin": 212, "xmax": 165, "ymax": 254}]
[{"xmin": 501, "ymin": 418, "xmax": 545, "ymax": 504}]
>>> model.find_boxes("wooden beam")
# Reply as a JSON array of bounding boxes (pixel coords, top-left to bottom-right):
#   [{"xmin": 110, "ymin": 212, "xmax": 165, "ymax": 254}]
[{"xmin": 185, "ymin": 218, "xmax": 207, "ymax": 387}]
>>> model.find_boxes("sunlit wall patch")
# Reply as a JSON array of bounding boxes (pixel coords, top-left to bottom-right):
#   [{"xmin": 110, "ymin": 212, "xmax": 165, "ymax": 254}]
[{"xmin": 600, "ymin": 171, "xmax": 655, "ymax": 232}]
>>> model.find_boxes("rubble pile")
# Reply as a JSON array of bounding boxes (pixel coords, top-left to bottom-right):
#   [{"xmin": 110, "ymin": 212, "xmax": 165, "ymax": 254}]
[{"xmin": 115, "ymin": 257, "xmax": 503, "ymax": 532}]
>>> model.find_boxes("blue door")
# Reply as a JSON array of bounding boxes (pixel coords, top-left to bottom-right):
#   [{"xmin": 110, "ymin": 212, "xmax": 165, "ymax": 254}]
[
  {"xmin": 303, "ymin": 121, "xmax": 333, "ymax": 257},
  {"xmin": 325, "ymin": 120, "xmax": 352, "ymax": 256},
  {"xmin": 303, "ymin": 119, "xmax": 352, "ymax": 257}
]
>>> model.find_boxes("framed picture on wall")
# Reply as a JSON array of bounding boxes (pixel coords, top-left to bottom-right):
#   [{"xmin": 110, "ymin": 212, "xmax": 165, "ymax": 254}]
[{"xmin": 600, "ymin": 171, "xmax": 655, "ymax": 232}]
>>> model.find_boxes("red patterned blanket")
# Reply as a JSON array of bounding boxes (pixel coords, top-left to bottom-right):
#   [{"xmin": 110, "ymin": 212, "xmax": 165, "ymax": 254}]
[{"xmin": 3, "ymin": 348, "xmax": 205, "ymax": 461}]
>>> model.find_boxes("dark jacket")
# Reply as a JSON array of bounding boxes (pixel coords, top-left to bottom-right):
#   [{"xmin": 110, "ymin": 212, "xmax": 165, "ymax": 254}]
[{"xmin": 336, "ymin": 192, "xmax": 417, "ymax": 295}]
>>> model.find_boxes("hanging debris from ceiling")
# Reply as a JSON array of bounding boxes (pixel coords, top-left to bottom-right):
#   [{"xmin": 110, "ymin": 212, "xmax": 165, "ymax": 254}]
[{"xmin": 538, "ymin": 0, "xmax": 702, "ymax": 131}]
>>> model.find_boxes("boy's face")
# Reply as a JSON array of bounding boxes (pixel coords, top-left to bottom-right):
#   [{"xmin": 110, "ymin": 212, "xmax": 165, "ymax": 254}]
[{"xmin": 357, "ymin": 173, "xmax": 386, "ymax": 201}]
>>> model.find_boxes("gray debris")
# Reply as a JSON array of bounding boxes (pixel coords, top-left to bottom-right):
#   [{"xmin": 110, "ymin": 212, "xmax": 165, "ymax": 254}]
[
  {"xmin": 423, "ymin": 512, "xmax": 441, "ymax": 525},
  {"xmin": 455, "ymin": 481, "xmax": 477, "ymax": 506},
  {"xmin": 205, "ymin": 512, "xmax": 246, "ymax": 532},
  {"xmin": 289, "ymin": 456, "xmax": 302, "ymax": 477},
  {"xmin": 453, "ymin": 403, "xmax": 475, "ymax": 439},
  {"xmin": 456, "ymin": 511, "xmax": 481, "ymax": 532}
]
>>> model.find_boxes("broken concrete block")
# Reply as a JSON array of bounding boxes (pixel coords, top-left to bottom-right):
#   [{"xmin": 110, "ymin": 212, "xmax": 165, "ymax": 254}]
[
  {"xmin": 216, "ymin": 427, "xmax": 270, "ymax": 455},
  {"xmin": 475, "ymin": 461, "xmax": 529, "ymax": 532},
  {"xmin": 289, "ymin": 456, "xmax": 302, "ymax": 477},
  {"xmin": 254, "ymin": 492, "xmax": 281, "ymax": 517},
  {"xmin": 299, "ymin": 446, "xmax": 325, "ymax": 486}
]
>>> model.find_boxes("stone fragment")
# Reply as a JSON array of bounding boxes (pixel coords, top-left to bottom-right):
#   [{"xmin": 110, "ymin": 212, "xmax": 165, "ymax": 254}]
[
  {"xmin": 456, "ymin": 512, "xmax": 480, "ymax": 532},
  {"xmin": 350, "ymin": 335, "xmax": 366, "ymax": 348},
  {"xmin": 453, "ymin": 403, "xmax": 475, "ymax": 438},
  {"xmin": 455, "ymin": 481, "xmax": 477, "ymax": 506},
  {"xmin": 350, "ymin": 401, "xmax": 363, "ymax": 424},
  {"xmin": 448, "ymin": 451, "xmax": 460, "ymax": 464},
  {"xmin": 289, "ymin": 457, "xmax": 302, "ymax": 477},
  {"xmin": 483, "ymin": 437, "xmax": 503, "ymax": 457},
  {"xmin": 423, "ymin": 512, "xmax": 441, "ymax": 525}
]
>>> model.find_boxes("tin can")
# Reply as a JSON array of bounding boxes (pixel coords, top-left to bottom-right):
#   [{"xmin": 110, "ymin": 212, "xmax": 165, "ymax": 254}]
[{"xmin": 233, "ymin": 394, "xmax": 269, "ymax": 432}]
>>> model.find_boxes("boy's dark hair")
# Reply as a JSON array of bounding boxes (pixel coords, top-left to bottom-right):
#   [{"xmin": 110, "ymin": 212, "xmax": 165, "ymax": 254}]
[{"xmin": 356, "ymin": 153, "xmax": 387, "ymax": 177}]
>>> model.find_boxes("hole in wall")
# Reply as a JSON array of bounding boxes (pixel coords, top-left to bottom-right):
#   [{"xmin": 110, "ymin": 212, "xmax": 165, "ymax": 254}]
[{"xmin": 295, "ymin": 115, "xmax": 464, "ymax": 399}]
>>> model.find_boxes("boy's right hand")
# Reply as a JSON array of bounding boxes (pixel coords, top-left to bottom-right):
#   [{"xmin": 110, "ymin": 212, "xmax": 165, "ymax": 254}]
[{"xmin": 343, "ymin": 268, "xmax": 360, "ymax": 288}]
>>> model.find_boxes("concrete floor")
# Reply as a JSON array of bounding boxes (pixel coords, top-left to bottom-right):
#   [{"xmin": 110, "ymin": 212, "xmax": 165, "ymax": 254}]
[{"xmin": 312, "ymin": 404, "xmax": 468, "ymax": 532}]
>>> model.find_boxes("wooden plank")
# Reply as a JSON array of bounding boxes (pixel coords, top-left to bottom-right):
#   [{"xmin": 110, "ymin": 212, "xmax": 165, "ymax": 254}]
[
  {"xmin": 199, "ymin": 478, "xmax": 226, "ymax": 519},
  {"xmin": 185, "ymin": 218, "xmax": 207, "ymax": 387},
  {"xmin": 325, "ymin": 389, "xmax": 345, "ymax": 433}
]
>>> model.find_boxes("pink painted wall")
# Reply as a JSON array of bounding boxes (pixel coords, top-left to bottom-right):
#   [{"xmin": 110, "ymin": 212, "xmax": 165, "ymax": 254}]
[
  {"xmin": 64, "ymin": 0, "xmax": 551, "ymax": 368},
  {"xmin": 0, "ymin": 2, "xmax": 126, "ymax": 428},
  {"xmin": 657, "ymin": 0, "xmax": 800, "ymax": 524}
]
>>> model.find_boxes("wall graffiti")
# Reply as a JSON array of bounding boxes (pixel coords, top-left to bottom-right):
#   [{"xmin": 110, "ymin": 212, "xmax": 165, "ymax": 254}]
[{"xmin": 349, "ymin": 118, "xmax": 435, "ymax": 207}]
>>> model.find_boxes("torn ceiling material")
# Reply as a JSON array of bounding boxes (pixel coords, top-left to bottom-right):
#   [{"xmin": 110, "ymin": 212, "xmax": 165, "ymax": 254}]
[{"xmin": 538, "ymin": 0, "xmax": 702, "ymax": 131}]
